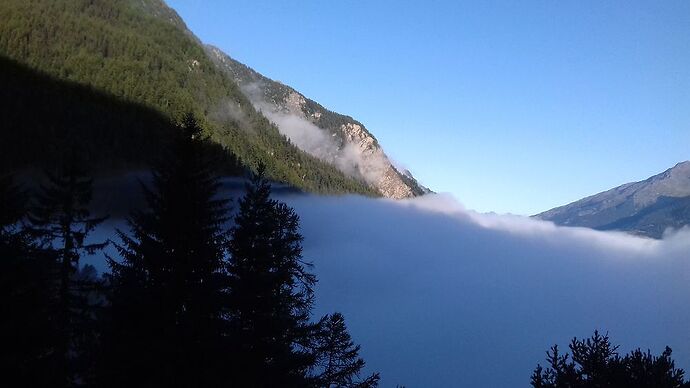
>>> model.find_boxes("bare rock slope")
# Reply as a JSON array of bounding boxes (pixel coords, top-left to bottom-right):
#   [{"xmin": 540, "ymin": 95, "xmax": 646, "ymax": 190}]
[{"xmin": 206, "ymin": 45, "xmax": 428, "ymax": 199}]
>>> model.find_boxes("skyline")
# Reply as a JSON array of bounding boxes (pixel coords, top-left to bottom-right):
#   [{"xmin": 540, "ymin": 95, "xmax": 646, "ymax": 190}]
[{"xmin": 168, "ymin": 0, "xmax": 690, "ymax": 214}]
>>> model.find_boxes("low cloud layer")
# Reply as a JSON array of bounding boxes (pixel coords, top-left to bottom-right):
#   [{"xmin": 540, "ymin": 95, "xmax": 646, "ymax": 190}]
[
  {"xmin": 277, "ymin": 193, "xmax": 690, "ymax": 387},
  {"xmin": 87, "ymin": 177, "xmax": 690, "ymax": 386}
]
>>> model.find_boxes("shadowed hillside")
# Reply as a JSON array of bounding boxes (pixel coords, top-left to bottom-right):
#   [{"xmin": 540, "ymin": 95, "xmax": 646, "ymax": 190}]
[
  {"xmin": 0, "ymin": 0, "xmax": 375, "ymax": 195},
  {"xmin": 0, "ymin": 55, "xmax": 241, "ymax": 173}
]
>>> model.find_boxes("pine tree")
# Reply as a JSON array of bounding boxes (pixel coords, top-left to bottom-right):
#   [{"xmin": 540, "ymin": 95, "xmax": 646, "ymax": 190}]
[
  {"xmin": 102, "ymin": 113, "xmax": 230, "ymax": 386},
  {"xmin": 27, "ymin": 156, "xmax": 108, "ymax": 386},
  {"xmin": 531, "ymin": 331, "xmax": 689, "ymax": 387},
  {"xmin": 0, "ymin": 174, "xmax": 55, "ymax": 386},
  {"xmin": 0, "ymin": 173, "xmax": 26, "ymax": 227},
  {"xmin": 624, "ymin": 347, "xmax": 687, "ymax": 387},
  {"xmin": 310, "ymin": 313, "xmax": 380, "ymax": 388},
  {"xmin": 227, "ymin": 164, "xmax": 317, "ymax": 386}
]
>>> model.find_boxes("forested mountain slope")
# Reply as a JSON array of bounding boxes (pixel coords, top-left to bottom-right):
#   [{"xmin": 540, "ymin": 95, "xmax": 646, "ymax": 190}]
[
  {"xmin": 206, "ymin": 46, "xmax": 428, "ymax": 198},
  {"xmin": 0, "ymin": 0, "xmax": 375, "ymax": 195}
]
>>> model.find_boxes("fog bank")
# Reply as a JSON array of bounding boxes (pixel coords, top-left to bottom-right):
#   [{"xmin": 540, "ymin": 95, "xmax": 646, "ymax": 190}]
[
  {"xmin": 280, "ymin": 193, "xmax": 690, "ymax": 387},
  {"xmin": 87, "ymin": 176, "xmax": 690, "ymax": 386}
]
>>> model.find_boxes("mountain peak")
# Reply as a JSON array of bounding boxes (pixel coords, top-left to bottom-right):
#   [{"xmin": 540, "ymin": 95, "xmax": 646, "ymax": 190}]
[
  {"xmin": 536, "ymin": 161, "xmax": 690, "ymax": 238},
  {"xmin": 670, "ymin": 160, "xmax": 690, "ymax": 172}
]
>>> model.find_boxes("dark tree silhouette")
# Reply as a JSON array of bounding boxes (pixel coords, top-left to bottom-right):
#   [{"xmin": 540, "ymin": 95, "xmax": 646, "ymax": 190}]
[
  {"xmin": 0, "ymin": 174, "xmax": 26, "ymax": 226},
  {"xmin": 226, "ymin": 164, "xmax": 317, "ymax": 386},
  {"xmin": 310, "ymin": 312, "xmax": 380, "ymax": 387},
  {"xmin": 27, "ymin": 156, "xmax": 107, "ymax": 386},
  {"xmin": 0, "ymin": 174, "xmax": 55, "ymax": 386},
  {"xmin": 102, "ymin": 114, "xmax": 230, "ymax": 387},
  {"xmin": 531, "ymin": 330, "xmax": 689, "ymax": 388}
]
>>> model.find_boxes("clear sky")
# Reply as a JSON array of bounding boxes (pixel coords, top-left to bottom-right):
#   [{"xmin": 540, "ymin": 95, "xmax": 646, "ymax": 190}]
[{"xmin": 167, "ymin": 0, "xmax": 690, "ymax": 215}]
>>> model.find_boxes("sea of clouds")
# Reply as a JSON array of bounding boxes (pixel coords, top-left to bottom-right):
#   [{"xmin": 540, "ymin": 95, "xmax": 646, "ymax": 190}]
[
  {"xmin": 90, "ymin": 176, "xmax": 690, "ymax": 386},
  {"xmin": 281, "ymin": 192, "xmax": 690, "ymax": 387}
]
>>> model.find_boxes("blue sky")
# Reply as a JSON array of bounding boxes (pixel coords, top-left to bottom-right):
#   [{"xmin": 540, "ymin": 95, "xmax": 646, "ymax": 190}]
[{"xmin": 167, "ymin": 0, "xmax": 690, "ymax": 215}]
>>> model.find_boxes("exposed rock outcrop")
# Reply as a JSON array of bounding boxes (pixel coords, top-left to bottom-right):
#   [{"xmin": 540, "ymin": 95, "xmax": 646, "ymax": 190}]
[{"xmin": 206, "ymin": 45, "xmax": 428, "ymax": 199}]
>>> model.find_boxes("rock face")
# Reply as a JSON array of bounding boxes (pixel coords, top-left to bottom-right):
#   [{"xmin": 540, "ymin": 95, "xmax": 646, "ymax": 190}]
[
  {"xmin": 536, "ymin": 161, "xmax": 690, "ymax": 238},
  {"xmin": 206, "ymin": 45, "xmax": 428, "ymax": 199}
]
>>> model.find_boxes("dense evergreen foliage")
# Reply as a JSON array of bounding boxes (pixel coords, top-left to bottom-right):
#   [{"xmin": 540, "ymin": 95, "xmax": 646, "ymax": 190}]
[
  {"xmin": 0, "ymin": 160, "xmax": 107, "ymax": 386},
  {"xmin": 531, "ymin": 331, "xmax": 689, "ymax": 388},
  {"xmin": 0, "ymin": 56, "xmax": 246, "ymax": 175},
  {"xmin": 0, "ymin": 0, "xmax": 375, "ymax": 196},
  {"xmin": 210, "ymin": 48, "xmax": 378, "ymax": 149},
  {"xmin": 0, "ymin": 175, "xmax": 55, "ymax": 386},
  {"xmin": 0, "ymin": 56, "xmax": 173, "ymax": 171},
  {"xmin": 28, "ymin": 155, "xmax": 108, "ymax": 386},
  {"xmin": 311, "ymin": 313, "xmax": 381, "ymax": 387},
  {"xmin": 87, "ymin": 115, "xmax": 377, "ymax": 386},
  {"xmin": 0, "ymin": 174, "xmax": 26, "ymax": 226},
  {"xmin": 101, "ymin": 115, "xmax": 231, "ymax": 386},
  {"xmin": 1, "ymin": 116, "xmax": 378, "ymax": 386},
  {"xmin": 226, "ymin": 164, "xmax": 318, "ymax": 386}
]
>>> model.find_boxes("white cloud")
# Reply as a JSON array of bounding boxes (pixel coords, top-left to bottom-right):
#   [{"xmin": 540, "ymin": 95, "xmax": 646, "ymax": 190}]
[
  {"xmin": 276, "ymin": 192, "xmax": 690, "ymax": 387},
  {"xmin": 88, "ymin": 176, "xmax": 690, "ymax": 386}
]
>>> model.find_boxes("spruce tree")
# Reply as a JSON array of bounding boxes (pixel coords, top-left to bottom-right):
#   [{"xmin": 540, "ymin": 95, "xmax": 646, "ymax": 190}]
[
  {"xmin": 0, "ymin": 174, "xmax": 26, "ymax": 227},
  {"xmin": 0, "ymin": 174, "xmax": 55, "ymax": 386},
  {"xmin": 27, "ymin": 156, "xmax": 108, "ymax": 386},
  {"xmin": 310, "ymin": 313, "xmax": 380, "ymax": 387},
  {"xmin": 102, "ymin": 113, "xmax": 230, "ymax": 386},
  {"xmin": 227, "ymin": 164, "xmax": 317, "ymax": 386},
  {"xmin": 531, "ymin": 331, "xmax": 689, "ymax": 387}
]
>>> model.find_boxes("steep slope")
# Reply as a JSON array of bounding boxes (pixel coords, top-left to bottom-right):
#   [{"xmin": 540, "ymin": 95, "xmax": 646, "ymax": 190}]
[
  {"xmin": 0, "ymin": 0, "xmax": 374, "ymax": 196},
  {"xmin": 206, "ymin": 46, "xmax": 428, "ymax": 199},
  {"xmin": 536, "ymin": 161, "xmax": 690, "ymax": 238},
  {"xmin": 0, "ymin": 55, "xmax": 174, "ymax": 171}
]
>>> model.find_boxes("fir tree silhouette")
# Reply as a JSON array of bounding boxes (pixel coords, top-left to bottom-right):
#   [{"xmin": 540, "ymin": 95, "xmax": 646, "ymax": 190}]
[
  {"xmin": 0, "ymin": 174, "xmax": 56, "ymax": 386},
  {"xmin": 226, "ymin": 163, "xmax": 317, "ymax": 386},
  {"xmin": 102, "ymin": 113, "xmax": 230, "ymax": 386},
  {"xmin": 531, "ymin": 330, "xmax": 689, "ymax": 387},
  {"xmin": 27, "ymin": 153, "xmax": 108, "ymax": 386},
  {"xmin": 310, "ymin": 312, "xmax": 380, "ymax": 387}
]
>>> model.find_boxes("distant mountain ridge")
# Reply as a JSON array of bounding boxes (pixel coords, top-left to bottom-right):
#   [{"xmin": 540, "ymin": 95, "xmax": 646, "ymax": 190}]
[{"xmin": 536, "ymin": 161, "xmax": 690, "ymax": 238}]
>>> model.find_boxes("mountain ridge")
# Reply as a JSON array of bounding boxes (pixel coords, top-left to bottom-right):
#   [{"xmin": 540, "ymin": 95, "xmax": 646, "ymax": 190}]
[
  {"xmin": 536, "ymin": 161, "xmax": 690, "ymax": 238},
  {"xmin": 205, "ymin": 44, "xmax": 428, "ymax": 198},
  {"xmin": 0, "ymin": 0, "xmax": 424, "ymax": 198}
]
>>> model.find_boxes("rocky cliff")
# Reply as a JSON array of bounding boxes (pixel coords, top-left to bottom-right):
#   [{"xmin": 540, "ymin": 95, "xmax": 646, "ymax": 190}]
[{"xmin": 206, "ymin": 45, "xmax": 428, "ymax": 199}]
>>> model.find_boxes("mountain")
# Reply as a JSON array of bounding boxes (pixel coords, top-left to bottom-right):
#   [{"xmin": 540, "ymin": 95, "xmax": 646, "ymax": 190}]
[
  {"xmin": 206, "ymin": 46, "xmax": 427, "ymax": 198},
  {"xmin": 0, "ymin": 0, "xmax": 424, "ymax": 197},
  {"xmin": 0, "ymin": 55, "xmax": 180, "ymax": 170},
  {"xmin": 536, "ymin": 161, "xmax": 690, "ymax": 238}
]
